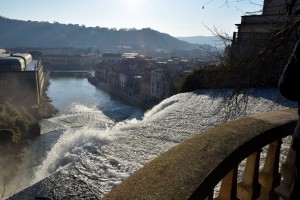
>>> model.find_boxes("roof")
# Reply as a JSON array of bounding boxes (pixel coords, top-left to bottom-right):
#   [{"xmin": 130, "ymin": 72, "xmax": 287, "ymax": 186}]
[
  {"xmin": 102, "ymin": 52, "xmax": 121, "ymax": 58},
  {"xmin": 0, "ymin": 52, "xmax": 36, "ymax": 71},
  {"xmin": 122, "ymin": 52, "xmax": 139, "ymax": 58}
]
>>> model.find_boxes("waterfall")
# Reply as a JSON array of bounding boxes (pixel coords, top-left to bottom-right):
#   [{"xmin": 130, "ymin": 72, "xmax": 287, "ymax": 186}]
[{"xmin": 6, "ymin": 77, "xmax": 297, "ymax": 199}]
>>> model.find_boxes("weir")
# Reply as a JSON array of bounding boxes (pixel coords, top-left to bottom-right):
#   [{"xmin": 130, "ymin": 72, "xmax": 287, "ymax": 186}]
[
  {"xmin": 9, "ymin": 108, "xmax": 298, "ymax": 200},
  {"xmin": 103, "ymin": 109, "xmax": 298, "ymax": 200}
]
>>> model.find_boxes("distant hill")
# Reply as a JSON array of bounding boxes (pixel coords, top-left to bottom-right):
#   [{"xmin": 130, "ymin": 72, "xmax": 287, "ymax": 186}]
[
  {"xmin": 0, "ymin": 16, "xmax": 199, "ymax": 51},
  {"xmin": 177, "ymin": 36, "xmax": 226, "ymax": 49}
]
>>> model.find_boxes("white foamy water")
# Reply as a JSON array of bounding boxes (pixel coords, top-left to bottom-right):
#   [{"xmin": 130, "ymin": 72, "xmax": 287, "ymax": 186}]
[
  {"xmin": 23, "ymin": 88, "xmax": 296, "ymax": 199},
  {"xmin": 39, "ymin": 103, "xmax": 115, "ymax": 133},
  {"xmin": 4, "ymin": 76, "xmax": 296, "ymax": 199}
]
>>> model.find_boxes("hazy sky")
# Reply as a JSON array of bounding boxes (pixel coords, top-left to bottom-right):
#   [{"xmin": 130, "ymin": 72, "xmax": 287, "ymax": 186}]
[{"xmin": 0, "ymin": 0, "xmax": 263, "ymax": 37}]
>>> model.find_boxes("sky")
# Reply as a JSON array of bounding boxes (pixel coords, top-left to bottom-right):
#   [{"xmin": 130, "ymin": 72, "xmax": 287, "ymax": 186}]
[{"xmin": 0, "ymin": 0, "xmax": 263, "ymax": 37}]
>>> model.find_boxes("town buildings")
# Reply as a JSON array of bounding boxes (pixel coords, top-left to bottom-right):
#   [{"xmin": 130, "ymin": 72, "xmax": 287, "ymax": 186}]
[
  {"xmin": 42, "ymin": 48, "xmax": 98, "ymax": 70},
  {"xmin": 1, "ymin": 46, "xmax": 218, "ymax": 108},
  {"xmin": 92, "ymin": 52, "xmax": 202, "ymax": 106}
]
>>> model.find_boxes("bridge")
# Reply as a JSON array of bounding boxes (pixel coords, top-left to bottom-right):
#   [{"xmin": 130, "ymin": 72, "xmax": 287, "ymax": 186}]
[
  {"xmin": 103, "ymin": 109, "xmax": 298, "ymax": 200},
  {"xmin": 49, "ymin": 70, "xmax": 91, "ymax": 76}
]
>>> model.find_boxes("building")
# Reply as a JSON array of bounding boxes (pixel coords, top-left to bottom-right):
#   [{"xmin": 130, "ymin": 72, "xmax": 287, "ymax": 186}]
[
  {"xmin": 102, "ymin": 53, "xmax": 122, "ymax": 63},
  {"xmin": 140, "ymin": 72, "xmax": 152, "ymax": 100},
  {"xmin": 150, "ymin": 69, "xmax": 170, "ymax": 101},
  {"xmin": 0, "ymin": 50, "xmax": 48, "ymax": 107},
  {"xmin": 119, "ymin": 70, "xmax": 143, "ymax": 96},
  {"xmin": 39, "ymin": 47, "xmax": 78, "ymax": 56},
  {"xmin": 231, "ymin": 0, "xmax": 300, "ymax": 60},
  {"xmin": 43, "ymin": 53, "xmax": 98, "ymax": 69}
]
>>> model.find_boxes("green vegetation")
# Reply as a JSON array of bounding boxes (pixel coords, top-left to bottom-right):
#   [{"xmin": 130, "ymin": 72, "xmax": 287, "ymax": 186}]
[
  {"xmin": 179, "ymin": 68, "xmax": 219, "ymax": 92},
  {"xmin": 179, "ymin": 42, "xmax": 294, "ymax": 93},
  {"xmin": 0, "ymin": 95, "xmax": 57, "ymax": 146},
  {"xmin": 0, "ymin": 103, "xmax": 41, "ymax": 200},
  {"xmin": 0, "ymin": 103, "xmax": 37, "ymax": 145}
]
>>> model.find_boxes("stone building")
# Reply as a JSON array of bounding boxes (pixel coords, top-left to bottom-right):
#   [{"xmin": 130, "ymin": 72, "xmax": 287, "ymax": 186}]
[{"xmin": 231, "ymin": 0, "xmax": 300, "ymax": 59}]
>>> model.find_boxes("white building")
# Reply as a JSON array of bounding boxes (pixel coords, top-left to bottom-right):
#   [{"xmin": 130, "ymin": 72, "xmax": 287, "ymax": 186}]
[
  {"xmin": 151, "ymin": 69, "xmax": 169, "ymax": 100},
  {"xmin": 119, "ymin": 73, "xmax": 128, "ymax": 91}
]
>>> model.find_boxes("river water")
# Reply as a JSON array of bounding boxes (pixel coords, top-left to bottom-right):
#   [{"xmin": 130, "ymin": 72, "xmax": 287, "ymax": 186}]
[{"xmin": 4, "ymin": 75, "xmax": 297, "ymax": 199}]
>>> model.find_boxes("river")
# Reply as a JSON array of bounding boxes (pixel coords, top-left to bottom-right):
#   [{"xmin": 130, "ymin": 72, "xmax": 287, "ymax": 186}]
[
  {"xmin": 3, "ymin": 75, "xmax": 297, "ymax": 199},
  {"xmin": 1, "ymin": 75, "xmax": 144, "ymax": 199}
]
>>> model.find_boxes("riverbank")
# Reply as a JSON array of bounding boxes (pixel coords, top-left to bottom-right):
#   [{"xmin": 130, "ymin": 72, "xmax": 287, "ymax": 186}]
[
  {"xmin": 1, "ymin": 74, "xmax": 149, "ymax": 199},
  {"xmin": 0, "ymin": 98, "xmax": 57, "ymax": 198},
  {"xmin": 0, "ymin": 100, "xmax": 56, "ymax": 145},
  {"xmin": 87, "ymin": 76, "xmax": 155, "ymax": 111},
  {"xmin": 0, "ymin": 97, "xmax": 57, "ymax": 153}
]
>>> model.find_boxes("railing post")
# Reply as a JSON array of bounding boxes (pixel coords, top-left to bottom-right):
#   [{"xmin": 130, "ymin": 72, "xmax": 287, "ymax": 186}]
[
  {"xmin": 205, "ymin": 191, "xmax": 214, "ymax": 200},
  {"xmin": 258, "ymin": 140, "xmax": 282, "ymax": 200},
  {"xmin": 275, "ymin": 138, "xmax": 296, "ymax": 199},
  {"xmin": 217, "ymin": 167, "xmax": 239, "ymax": 200},
  {"xmin": 237, "ymin": 151, "xmax": 261, "ymax": 199}
]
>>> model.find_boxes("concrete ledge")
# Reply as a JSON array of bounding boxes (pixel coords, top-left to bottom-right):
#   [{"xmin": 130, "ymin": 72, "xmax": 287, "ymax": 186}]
[{"xmin": 103, "ymin": 109, "xmax": 298, "ymax": 200}]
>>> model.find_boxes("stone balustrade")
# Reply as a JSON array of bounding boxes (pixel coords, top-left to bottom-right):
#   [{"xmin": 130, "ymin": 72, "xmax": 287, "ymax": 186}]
[{"xmin": 103, "ymin": 109, "xmax": 298, "ymax": 200}]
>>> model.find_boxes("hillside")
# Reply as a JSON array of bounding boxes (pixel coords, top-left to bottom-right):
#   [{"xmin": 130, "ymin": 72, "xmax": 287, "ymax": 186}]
[
  {"xmin": 0, "ymin": 16, "xmax": 199, "ymax": 51},
  {"xmin": 177, "ymin": 36, "xmax": 226, "ymax": 49}
]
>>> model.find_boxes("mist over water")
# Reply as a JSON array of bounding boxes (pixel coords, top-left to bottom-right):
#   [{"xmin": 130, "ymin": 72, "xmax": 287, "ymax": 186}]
[{"xmin": 4, "ymin": 76, "xmax": 297, "ymax": 199}]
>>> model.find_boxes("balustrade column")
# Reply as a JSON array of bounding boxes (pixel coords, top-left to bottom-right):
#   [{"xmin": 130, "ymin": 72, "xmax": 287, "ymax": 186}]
[
  {"xmin": 237, "ymin": 151, "xmax": 261, "ymax": 199},
  {"xmin": 204, "ymin": 191, "xmax": 214, "ymax": 200},
  {"xmin": 275, "ymin": 137, "xmax": 296, "ymax": 199},
  {"xmin": 258, "ymin": 140, "xmax": 282, "ymax": 200},
  {"xmin": 216, "ymin": 167, "xmax": 238, "ymax": 200}
]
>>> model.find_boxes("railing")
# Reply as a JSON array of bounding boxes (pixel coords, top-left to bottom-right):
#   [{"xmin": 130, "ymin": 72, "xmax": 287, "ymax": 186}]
[{"xmin": 103, "ymin": 109, "xmax": 298, "ymax": 200}]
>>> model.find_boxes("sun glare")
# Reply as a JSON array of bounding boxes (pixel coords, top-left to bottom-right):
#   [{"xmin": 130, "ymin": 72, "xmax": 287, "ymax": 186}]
[
  {"xmin": 123, "ymin": 0, "xmax": 149, "ymax": 14},
  {"xmin": 125, "ymin": 0, "xmax": 144, "ymax": 8},
  {"xmin": 126, "ymin": 0, "xmax": 138, "ymax": 4},
  {"xmin": 126, "ymin": 0, "xmax": 140, "ymax": 6}
]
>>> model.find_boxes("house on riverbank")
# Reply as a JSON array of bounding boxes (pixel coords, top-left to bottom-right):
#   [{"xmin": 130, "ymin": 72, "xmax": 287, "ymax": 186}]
[{"xmin": 91, "ymin": 52, "xmax": 192, "ymax": 107}]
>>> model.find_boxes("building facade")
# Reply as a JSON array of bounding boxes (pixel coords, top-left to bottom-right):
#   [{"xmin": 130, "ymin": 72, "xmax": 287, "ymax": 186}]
[
  {"xmin": 102, "ymin": 53, "xmax": 122, "ymax": 63},
  {"xmin": 231, "ymin": 0, "xmax": 300, "ymax": 60},
  {"xmin": 0, "ymin": 51, "xmax": 48, "ymax": 106},
  {"xmin": 43, "ymin": 53, "xmax": 98, "ymax": 69},
  {"xmin": 150, "ymin": 69, "xmax": 169, "ymax": 100}
]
